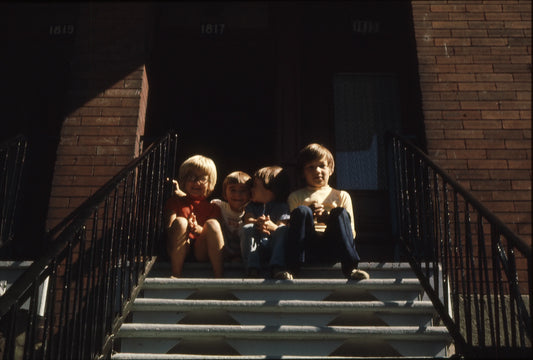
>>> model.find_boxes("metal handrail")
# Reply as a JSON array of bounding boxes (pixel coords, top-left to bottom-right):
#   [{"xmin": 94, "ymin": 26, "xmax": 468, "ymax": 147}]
[
  {"xmin": 0, "ymin": 134, "xmax": 28, "ymax": 250},
  {"xmin": 388, "ymin": 132, "xmax": 532, "ymax": 359},
  {"xmin": 0, "ymin": 132, "xmax": 178, "ymax": 360}
]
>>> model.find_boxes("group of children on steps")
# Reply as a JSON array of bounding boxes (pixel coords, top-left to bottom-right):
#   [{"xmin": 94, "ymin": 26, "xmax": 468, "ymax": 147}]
[{"xmin": 163, "ymin": 143, "xmax": 370, "ymax": 281}]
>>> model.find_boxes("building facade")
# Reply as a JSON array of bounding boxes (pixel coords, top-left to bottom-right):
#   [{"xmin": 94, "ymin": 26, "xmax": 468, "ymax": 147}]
[{"xmin": 1, "ymin": 1, "xmax": 530, "ymax": 262}]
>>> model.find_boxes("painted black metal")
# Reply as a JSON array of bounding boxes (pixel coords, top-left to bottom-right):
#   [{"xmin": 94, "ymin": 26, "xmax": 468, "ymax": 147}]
[
  {"xmin": 0, "ymin": 132, "xmax": 178, "ymax": 360},
  {"xmin": 0, "ymin": 134, "xmax": 28, "ymax": 250},
  {"xmin": 388, "ymin": 132, "xmax": 532, "ymax": 358}
]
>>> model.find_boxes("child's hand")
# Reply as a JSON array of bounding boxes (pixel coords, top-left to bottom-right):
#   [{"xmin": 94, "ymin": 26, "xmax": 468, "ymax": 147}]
[
  {"xmin": 310, "ymin": 202, "xmax": 329, "ymax": 223},
  {"xmin": 166, "ymin": 177, "xmax": 186, "ymax": 197},
  {"xmin": 256, "ymin": 215, "xmax": 277, "ymax": 235},
  {"xmin": 188, "ymin": 212, "xmax": 202, "ymax": 235}
]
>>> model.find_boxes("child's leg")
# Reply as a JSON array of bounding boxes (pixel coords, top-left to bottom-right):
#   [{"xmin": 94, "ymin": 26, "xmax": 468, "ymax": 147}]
[
  {"xmin": 286, "ymin": 205, "xmax": 315, "ymax": 274},
  {"xmin": 240, "ymin": 223, "xmax": 255, "ymax": 270},
  {"xmin": 166, "ymin": 216, "xmax": 190, "ymax": 277},
  {"xmin": 195, "ymin": 219, "xmax": 225, "ymax": 278},
  {"xmin": 243, "ymin": 224, "xmax": 263, "ymax": 275},
  {"xmin": 324, "ymin": 207, "xmax": 361, "ymax": 277},
  {"xmin": 269, "ymin": 225, "xmax": 288, "ymax": 269}
]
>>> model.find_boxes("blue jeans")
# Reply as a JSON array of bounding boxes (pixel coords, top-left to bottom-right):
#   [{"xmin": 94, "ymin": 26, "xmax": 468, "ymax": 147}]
[
  {"xmin": 241, "ymin": 223, "xmax": 288, "ymax": 273},
  {"xmin": 286, "ymin": 205, "xmax": 360, "ymax": 277}
]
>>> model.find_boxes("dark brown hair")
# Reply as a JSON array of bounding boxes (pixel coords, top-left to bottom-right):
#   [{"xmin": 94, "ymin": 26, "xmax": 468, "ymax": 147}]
[{"xmin": 254, "ymin": 166, "xmax": 290, "ymax": 202}]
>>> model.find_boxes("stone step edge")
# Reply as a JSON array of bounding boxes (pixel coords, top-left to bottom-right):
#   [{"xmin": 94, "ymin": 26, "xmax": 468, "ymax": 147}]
[
  {"xmin": 112, "ymin": 355, "xmax": 437, "ymax": 360},
  {"xmin": 112, "ymin": 354, "xmax": 437, "ymax": 360},
  {"xmin": 117, "ymin": 324, "xmax": 451, "ymax": 341},
  {"xmin": 132, "ymin": 299, "xmax": 437, "ymax": 314},
  {"xmin": 142, "ymin": 278, "xmax": 423, "ymax": 290},
  {"xmin": 152, "ymin": 262, "xmax": 420, "ymax": 271}
]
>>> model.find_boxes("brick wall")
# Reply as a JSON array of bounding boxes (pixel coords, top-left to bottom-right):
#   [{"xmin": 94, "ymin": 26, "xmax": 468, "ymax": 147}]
[
  {"xmin": 46, "ymin": 4, "xmax": 151, "ymax": 231},
  {"xmin": 411, "ymin": 0, "xmax": 532, "ymax": 243}
]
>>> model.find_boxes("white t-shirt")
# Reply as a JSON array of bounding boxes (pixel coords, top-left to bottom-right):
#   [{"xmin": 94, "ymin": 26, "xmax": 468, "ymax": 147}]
[
  {"xmin": 287, "ymin": 185, "xmax": 356, "ymax": 236},
  {"xmin": 210, "ymin": 199, "xmax": 244, "ymax": 237}
]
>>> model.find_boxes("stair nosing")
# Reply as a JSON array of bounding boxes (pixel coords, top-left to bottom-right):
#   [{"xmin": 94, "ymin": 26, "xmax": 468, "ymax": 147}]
[
  {"xmin": 117, "ymin": 323, "xmax": 452, "ymax": 340},
  {"xmin": 132, "ymin": 298, "xmax": 437, "ymax": 314}
]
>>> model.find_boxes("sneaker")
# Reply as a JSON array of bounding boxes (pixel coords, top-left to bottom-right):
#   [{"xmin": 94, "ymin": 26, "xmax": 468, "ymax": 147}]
[
  {"xmin": 273, "ymin": 271, "xmax": 293, "ymax": 280},
  {"xmin": 349, "ymin": 268, "xmax": 370, "ymax": 280}
]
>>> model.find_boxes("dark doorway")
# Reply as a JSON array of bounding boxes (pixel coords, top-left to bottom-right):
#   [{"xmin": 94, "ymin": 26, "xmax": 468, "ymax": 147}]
[{"xmin": 145, "ymin": 3, "xmax": 275, "ymax": 197}]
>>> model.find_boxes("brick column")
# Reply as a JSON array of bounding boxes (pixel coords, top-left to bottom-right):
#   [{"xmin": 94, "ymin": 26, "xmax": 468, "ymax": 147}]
[
  {"xmin": 410, "ymin": 0, "xmax": 532, "ymax": 242},
  {"xmin": 46, "ymin": 3, "xmax": 152, "ymax": 231}
]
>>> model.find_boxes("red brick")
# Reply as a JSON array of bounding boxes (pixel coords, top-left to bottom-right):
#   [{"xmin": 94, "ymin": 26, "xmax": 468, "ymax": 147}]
[
  {"xmin": 456, "ymin": 64, "xmax": 494, "ymax": 73},
  {"xmin": 489, "ymin": 170, "xmax": 531, "ymax": 180},
  {"xmin": 438, "ymin": 74, "xmax": 476, "ymax": 82},
  {"xmin": 468, "ymin": 159, "xmax": 508, "ymax": 169},
  {"xmin": 444, "ymin": 129, "xmax": 485, "ymax": 138},
  {"xmin": 508, "ymin": 160, "xmax": 532, "ymax": 169},
  {"xmin": 447, "ymin": 149, "xmax": 487, "ymax": 159},
  {"xmin": 471, "ymin": 180, "xmax": 511, "ymax": 191},
  {"xmin": 428, "ymin": 139, "xmax": 466, "ymax": 149},
  {"xmin": 512, "ymin": 180, "xmax": 532, "ymax": 190},
  {"xmin": 78, "ymin": 136, "xmax": 118, "ymax": 145},
  {"xmin": 423, "ymin": 101, "xmax": 461, "ymax": 110},
  {"xmin": 453, "ymin": 169, "xmax": 491, "ymax": 180},
  {"xmin": 442, "ymin": 110, "xmax": 482, "ymax": 119},
  {"xmin": 466, "ymin": 139, "xmax": 506, "ymax": 149},
  {"xmin": 96, "ymin": 145, "xmax": 135, "ymax": 156},
  {"xmin": 101, "ymin": 108, "xmax": 139, "ymax": 116},
  {"xmin": 499, "ymin": 101, "xmax": 531, "ymax": 110},
  {"xmin": 481, "ymin": 110, "xmax": 520, "ymax": 119},
  {"xmin": 487, "ymin": 149, "xmax": 528, "ymax": 159},
  {"xmin": 458, "ymin": 83, "xmax": 497, "ymax": 91},
  {"xmin": 505, "ymin": 140, "xmax": 531, "ymax": 149},
  {"xmin": 433, "ymin": 21, "xmax": 469, "ymax": 29},
  {"xmin": 81, "ymin": 117, "xmax": 122, "ymax": 126},
  {"xmin": 56, "ymin": 145, "xmax": 98, "ymax": 156},
  {"xmin": 461, "ymin": 101, "xmax": 499, "ymax": 110},
  {"xmin": 433, "ymin": 159, "xmax": 469, "ymax": 169},
  {"xmin": 462, "ymin": 120, "xmax": 502, "ymax": 129}
]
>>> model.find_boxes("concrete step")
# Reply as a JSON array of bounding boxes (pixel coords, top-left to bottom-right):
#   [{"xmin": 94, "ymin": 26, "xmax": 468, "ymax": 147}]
[
  {"xmin": 112, "ymin": 261, "xmax": 453, "ymax": 358},
  {"xmin": 148, "ymin": 261, "xmax": 419, "ymax": 280},
  {"xmin": 131, "ymin": 298, "xmax": 438, "ymax": 327},
  {"xmin": 140, "ymin": 277, "xmax": 425, "ymax": 302},
  {"xmin": 117, "ymin": 324, "xmax": 451, "ymax": 357}
]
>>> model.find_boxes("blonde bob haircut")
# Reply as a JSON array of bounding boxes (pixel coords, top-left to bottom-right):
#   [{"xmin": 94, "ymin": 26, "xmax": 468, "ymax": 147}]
[
  {"xmin": 222, "ymin": 171, "xmax": 252, "ymax": 200},
  {"xmin": 178, "ymin": 155, "xmax": 217, "ymax": 196},
  {"xmin": 296, "ymin": 143, "xmax": 335, "ymax": 176}
]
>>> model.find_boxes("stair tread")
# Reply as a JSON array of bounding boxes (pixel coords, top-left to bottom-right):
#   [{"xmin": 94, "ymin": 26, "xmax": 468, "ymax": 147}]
[
  {"xmin": 142, "ymin": 277, "xmax": 422, "ymax": 290},
  {"xmin": 117, "ymin": 323, "xmax": 451, "ymax": 339},
  {"xmin": 132, "ymin": 298, "xmax": 437, "ymax": 313}
]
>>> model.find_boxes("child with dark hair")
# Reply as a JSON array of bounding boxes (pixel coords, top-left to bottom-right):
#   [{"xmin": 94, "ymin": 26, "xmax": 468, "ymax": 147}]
[
  {"xmin": 285, "ymin": 143, "xmax": 369, "ymax": 280},
  {"xmin": 241, "ymin": 166, "xmax": 292, "ymax": 279}
]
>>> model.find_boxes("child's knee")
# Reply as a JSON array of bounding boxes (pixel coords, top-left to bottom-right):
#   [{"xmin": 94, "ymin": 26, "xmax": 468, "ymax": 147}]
[{"xmin": 204, "ymin": 218, "xmax": 222, "ymax": 233}]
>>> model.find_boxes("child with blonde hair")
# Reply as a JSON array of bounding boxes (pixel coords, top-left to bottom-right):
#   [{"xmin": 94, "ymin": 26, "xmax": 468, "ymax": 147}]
[
  {"xmin": 164, "ymin": 155, "xmax": 224, "ymax": 278},
  {"xmin": 285, "ymin": 143, "xmax": 369, "ymax": 280}
]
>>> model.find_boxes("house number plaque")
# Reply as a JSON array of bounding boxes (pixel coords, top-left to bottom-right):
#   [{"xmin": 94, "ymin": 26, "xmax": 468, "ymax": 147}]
[{"xmin": 201, "ymin": 24, "xmax": 225, "ymax": 35}]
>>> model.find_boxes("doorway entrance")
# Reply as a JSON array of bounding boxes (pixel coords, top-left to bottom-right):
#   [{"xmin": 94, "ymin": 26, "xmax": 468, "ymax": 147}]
[{"xmin": 145, "ymin": 3, "xmax": 275, "ymax": 196}]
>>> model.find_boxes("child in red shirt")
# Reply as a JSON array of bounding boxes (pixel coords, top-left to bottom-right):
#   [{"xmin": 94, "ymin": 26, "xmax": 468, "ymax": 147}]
[{"xmin": 164, "ymin": 155, "xmax": 224, "ymax": 278}]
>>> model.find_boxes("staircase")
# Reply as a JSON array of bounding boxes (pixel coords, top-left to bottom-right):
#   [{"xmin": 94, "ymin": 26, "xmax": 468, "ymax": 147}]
[{"xmin": 111, "ymin": 261, "xmax": 453, "ymax": 359}]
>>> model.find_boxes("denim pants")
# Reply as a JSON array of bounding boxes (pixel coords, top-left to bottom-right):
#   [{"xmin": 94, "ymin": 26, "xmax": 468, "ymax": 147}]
[
  {"xmin": 241, "ymin": 223, "xmax": 288, "ymax": 272},
  {"xmin": 286, "ymin": 205, "xmax": 360, "ymax": 277}
]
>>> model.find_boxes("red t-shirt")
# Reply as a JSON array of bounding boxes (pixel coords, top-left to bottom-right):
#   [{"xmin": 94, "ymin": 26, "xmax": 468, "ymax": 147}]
[{"xmin": 164, "ymin": 195, "xmax": 221, "ymax": 238}]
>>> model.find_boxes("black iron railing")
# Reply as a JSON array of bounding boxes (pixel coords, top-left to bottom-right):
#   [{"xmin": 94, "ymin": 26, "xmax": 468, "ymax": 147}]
[
  {"xmin": 0, "ymin": 132, "xmax": 178, "ymax": 360},
  {"xmin": 389, "ymin": 133, "xmax": 532, "ymax": 359},
  {"xmin": 0, "ymin": 134, "xmax": 28, "ymax": 249}
]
